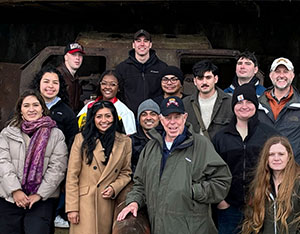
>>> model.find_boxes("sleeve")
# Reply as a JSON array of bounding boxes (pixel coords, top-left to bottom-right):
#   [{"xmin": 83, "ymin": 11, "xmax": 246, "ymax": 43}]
[{"xmin": 191, "ymin": 137, "xmax": 232, "ymax": 204}]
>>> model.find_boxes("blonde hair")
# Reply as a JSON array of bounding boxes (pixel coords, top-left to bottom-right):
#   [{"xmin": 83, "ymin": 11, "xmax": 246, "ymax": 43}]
[{"xmin": 242, "ymin": 136, "xmax": 300, "ymax": 234}]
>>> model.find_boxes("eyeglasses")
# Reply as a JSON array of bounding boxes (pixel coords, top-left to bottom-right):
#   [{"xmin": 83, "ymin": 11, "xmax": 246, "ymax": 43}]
[
  {"xmin": 161, "ymin": 76, "xmax": 179, "ymax": 84},
  {"xmin": 100, "ymin": 81, "xmax": 118, "ymax": 87}
]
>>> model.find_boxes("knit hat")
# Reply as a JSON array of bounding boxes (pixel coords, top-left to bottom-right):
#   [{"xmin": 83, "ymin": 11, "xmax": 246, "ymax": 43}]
[
  {"xmin": 232, "ymin": 83, "xmax": 258, "ymax": 111},
  {"xmin": 161, "ymin": 66, "xmax": 184, "ymax": 85},
  {"xmin": 160, "ymin": 96, "xmax": 185, "ymax": 116},
  {"xmin": 137, "ymin": 99, "xmax": 160, "ymax": 119}
]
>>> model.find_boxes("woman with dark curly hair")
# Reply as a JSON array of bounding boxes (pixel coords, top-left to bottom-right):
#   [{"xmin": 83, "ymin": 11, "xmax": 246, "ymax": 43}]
[{"xmin": 66, "ymin": 100, "xmax": 132, "ymax": 234}]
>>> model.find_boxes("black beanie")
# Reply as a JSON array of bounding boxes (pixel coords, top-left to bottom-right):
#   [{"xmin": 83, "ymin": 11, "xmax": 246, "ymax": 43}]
[
  {"xmin": 161, "ymin": 66, "xmax": 184, "ymax": 85},
  {"xmin": 232, "ymin": 83, "xmax": 258, "ymax": 111}
]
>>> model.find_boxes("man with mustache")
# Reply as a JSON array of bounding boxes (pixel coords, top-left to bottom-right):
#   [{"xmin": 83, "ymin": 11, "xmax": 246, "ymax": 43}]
[
  {"xmin": 183, "ymin": 60, "xmax": 233, "ymax": 139},
  {"xmin": 258, "ymin": 57, "xmax": 300, "ymax": 164}
]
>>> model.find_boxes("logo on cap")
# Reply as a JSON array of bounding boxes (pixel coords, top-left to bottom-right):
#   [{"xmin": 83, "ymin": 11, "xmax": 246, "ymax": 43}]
[
  {"xmin": 237, "ymin": 94, "xmax": 244, "ymax": 102},
  {"xmin": 166, "ymin": 98, "xmax": 179, "ymax": 107}
]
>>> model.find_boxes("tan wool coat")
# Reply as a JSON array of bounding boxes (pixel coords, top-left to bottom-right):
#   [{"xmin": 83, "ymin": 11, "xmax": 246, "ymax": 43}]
[{"xmin": 66, "ymin": 132, "xmax": 132, "ymax": 234}]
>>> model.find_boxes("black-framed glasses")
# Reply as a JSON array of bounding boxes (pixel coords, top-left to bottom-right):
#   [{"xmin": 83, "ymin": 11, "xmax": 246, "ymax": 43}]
[
  {"xmin": 99, "ymin": 81, "xmax": 118, "ymax": 87},
  {"xmin": 161, "ymin": 76, "xmax": 179, "ymax": 84}
]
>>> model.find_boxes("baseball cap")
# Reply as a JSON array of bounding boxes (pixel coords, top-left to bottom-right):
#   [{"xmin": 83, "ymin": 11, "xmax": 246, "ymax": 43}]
[
  {"xmin": 137, "ymin": 99, "xmax": 160, "ymax": 119},
  {"xmin": 270, "ymin": 57, "xmax": 294, "ymax": 72},
  {"xmin": 160, "ymin": 96, "xmax": 185, "ymax": 116},
  {"xmin": 133, "ymin": 29, "xmax": 151, "ymax": 42},
  {"xmin": 64, "ymin": 42, "xmax": 85, "ymax": 55}
]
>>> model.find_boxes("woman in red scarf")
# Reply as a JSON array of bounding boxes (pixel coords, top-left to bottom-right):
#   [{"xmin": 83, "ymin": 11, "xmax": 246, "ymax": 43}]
[{"xmin": 0, "ymin": 90, "xmax": 68, "ymax": 234}]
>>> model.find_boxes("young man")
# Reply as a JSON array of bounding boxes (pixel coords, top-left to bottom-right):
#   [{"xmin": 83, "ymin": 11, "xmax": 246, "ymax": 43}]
[
  {"xmin": 183, "ymin": 60, "xmax": 232, "ymax": 139},
  {"xmin": 224, "ymin": 51, "xmax": 265, "ymax": 96},
  {"xmin": 258, "ymin": 57, "xmax": 300, "ymax": 164},
  {"xmin": 57, "ymin": 42, "xmax": 84, "ymax": 113},
  {"xmin": 153, "ymin": 66, "xmax": 187, "ymax": 106},
  {"xmin": 115, "ymin": 29, "xmax": 167, "ymax": 116},
  {"xmin": 118, "ymin": 96, "xmax": 232, "ymax": 234}
]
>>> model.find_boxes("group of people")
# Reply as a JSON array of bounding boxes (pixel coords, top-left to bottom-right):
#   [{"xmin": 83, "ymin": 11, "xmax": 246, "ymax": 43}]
[{"xmin": 0, "ymin": 28, "xmax": 299, "ymax": 234}]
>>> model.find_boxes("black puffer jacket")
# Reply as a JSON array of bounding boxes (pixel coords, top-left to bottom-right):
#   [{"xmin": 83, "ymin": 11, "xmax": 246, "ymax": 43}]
[
  {"xmin": 116, "ymin": 49, "xmax": 167, "ymax": 115},
  {"xmin": 212, "ymin": 114, "xmax": 279, "ymax": 209}
]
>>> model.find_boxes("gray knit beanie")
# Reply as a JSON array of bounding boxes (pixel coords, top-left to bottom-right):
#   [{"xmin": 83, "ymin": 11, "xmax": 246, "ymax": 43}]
[{"xmin": 137, "ymin": 99, "xmax": 160, "ymax": 119}]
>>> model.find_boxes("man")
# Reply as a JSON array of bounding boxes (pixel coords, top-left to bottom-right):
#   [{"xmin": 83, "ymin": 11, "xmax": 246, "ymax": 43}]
[
  {"xmin": 57, "ymin": 42, "xmax": 84, "ymax": 113},
  {"xmin": 153, "ymin": 66, "xmax": 188, "ymax": 105},
  {"xmin": 258, "ymin": 57, "xmax": 300, "ymax": 164},
  {"xmin": 130, "ymin": 99, "xmax": 160, "ymax": 173},
  {"xmin": 224, "ymin": 51, "xmax": 265, "ymax": 96},
  {"xmin": 117, "ymin": 96, "xmax": 232, "ymax": 234},
  {"xmin": 115, "ymin": 29, "xmax": 167, "ymax": 116},
  {"xmin": 183, "ymin": 60, "xmax": 233, "ymax": 139}
]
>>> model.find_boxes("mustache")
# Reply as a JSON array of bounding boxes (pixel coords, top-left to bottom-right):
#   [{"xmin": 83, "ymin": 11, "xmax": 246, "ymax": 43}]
[{"xmin": 201, "ymin": 84, "xmax": 209, "ymax": 88}]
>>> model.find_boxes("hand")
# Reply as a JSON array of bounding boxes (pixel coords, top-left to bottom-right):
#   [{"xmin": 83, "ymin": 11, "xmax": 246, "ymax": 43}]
[
  {"xmin": 217, "ymin": 200, "xmax": 230, "ymax": 210},
  {"xmin": 12, "ymin": 190, "xmax": 29, "ymax": 208},
  {"xmin": 117, "ymin": 202, "xmax": 138, "ymax": 221},
  {"xmin": 101, "ymin": 186, "xmax": 115, "ymax": 199},
  {"xmin": 68, "ymin": 211, "xmax": 80, "ymax": 224},
  {"xmin": 28, "ymin": 194, "xmax": 41, "ymax": 209}
]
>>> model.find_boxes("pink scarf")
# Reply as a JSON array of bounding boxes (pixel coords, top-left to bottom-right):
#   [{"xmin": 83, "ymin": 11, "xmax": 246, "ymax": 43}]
[{"xmin": 21, "ymin": 116, "xmax": 56, "ymax": 195}]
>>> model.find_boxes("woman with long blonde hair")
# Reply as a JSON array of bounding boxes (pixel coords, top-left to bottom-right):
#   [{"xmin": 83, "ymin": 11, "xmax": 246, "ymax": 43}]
[{"xmin": 242, "ymin": 136, "xmax": 300, "ymax": 234}]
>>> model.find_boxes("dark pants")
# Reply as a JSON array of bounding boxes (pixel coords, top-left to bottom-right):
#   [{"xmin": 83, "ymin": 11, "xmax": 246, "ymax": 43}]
[
  {"xmin": 217, "ymin": 205, "xmax": 243, "ymax": 234},
  {"xmin": 0, "ymin": 197, "xmax": 56, "ymax": 234}
]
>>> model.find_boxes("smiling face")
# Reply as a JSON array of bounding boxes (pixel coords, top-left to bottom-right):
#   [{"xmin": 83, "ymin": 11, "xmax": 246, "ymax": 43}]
[
  {"xmin": 269, "ymin": 65, "xmax": 295, "ymax": 91},
  {"xmin": 21, "ymin": 95, "xmax": 43, "ymax": 121},
  {"xmin": 268, "ymin": 142, "xmax": 289, "ymax": 173},
  {"xmin": 161, "ymin": 75, "xmax": 182, "ymax": 96},
  {"xmin": 94, "ymin": 107, "xmax": 114, "ymax": 133},
  {"xmin": 100, "ymin": 74, "xmax": 119, "ymax": 100},
  {"xmin": 234, "ymin": 100, "xmax": 256, "ymax": 121},
  {"xmin": 39, "ymin": 72, "xmax": 60, "ymax": 102},
  {"xmin": 132, "ymin": 36, "xmax": 152, "ymax": 57},
  {"xmin": 139, "ymin": 110, "xmax": 159, "ymax": 131}
]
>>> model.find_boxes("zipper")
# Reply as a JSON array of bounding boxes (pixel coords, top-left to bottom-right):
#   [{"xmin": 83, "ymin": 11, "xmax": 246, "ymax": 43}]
[
  {"xmin": 269, "ymin": 193, "xmax": 277, "ymax": 234},
  {"xmin": 243, "ymin": 143, "xmax": 246, "ymax": 202}
]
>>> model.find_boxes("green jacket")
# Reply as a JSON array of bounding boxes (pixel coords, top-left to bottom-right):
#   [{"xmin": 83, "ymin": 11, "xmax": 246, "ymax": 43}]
[{"xmin": 126, "ymin": 124, "xmax": 232, "ymax": 234}]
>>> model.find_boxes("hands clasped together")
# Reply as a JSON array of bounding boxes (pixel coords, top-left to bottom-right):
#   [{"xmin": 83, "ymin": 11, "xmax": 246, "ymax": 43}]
[{"xmin": 13, "ymin": 189, "xmax": 41, "ymax": 209}]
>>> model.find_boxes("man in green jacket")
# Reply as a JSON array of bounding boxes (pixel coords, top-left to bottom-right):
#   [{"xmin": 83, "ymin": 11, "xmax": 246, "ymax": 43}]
[{"xmin": 117, "ymin": 96, "xmax": 232, "ymax": 234}]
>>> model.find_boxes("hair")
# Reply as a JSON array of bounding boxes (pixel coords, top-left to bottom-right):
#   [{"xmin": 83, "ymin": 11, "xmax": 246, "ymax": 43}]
[
  {"xmin": 192, "ymin": 60, "xmax": 219, "ymax": 78},
  {"xmin": 80, "ymin": 100, "xmax": 123, "ymax": 165},
  {"xmin": 96, "ymin": 70, "xmax": 121, "ymax": 99},
  {"xmin": 237, "ymin": 51, "xmax": 258, "ymax": 67},
  {"xmin": 242, "ymin": 136, "xmax": 300, "ymax": 234},
  {"xmin": 30, "ymin": 64, "xmax": 70, "ymax": 104},
  {"xmin": 9, "ymin": 89, "xmax": 49, "ymax": 128}
]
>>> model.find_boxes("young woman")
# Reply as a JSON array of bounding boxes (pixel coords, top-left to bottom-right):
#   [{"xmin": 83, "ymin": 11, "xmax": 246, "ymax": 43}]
[
  {"xmin": 66, "ymin": 100, "xmax": 132, "ymax": 234},
  {"xmin": 242, "ymin": 136, "xmax": 300, "ymax": 234},
  {"xmin": 77, "ymin": 70, "xmax": 136, "ymax": 135},
  {"xmin": 0, "ymin": 90, "xmax": 68, "ymax": 234}
]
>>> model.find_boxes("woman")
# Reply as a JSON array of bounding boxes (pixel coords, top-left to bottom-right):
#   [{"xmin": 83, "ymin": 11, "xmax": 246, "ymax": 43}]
[
  {"xmin": 0, "ymin": 90, "xmax": 68, "ymax": 234},
  {"xmin": 242, "ymin": 136, "xmax": 300, "ymax": 234},
  {"xmin": 212, "ymin": 83, "xmax": 278, "ymax": 234},
  {"xmin": 66, "ymin": 100, "xmax": 132, "ymax": 234},
  {"xmin": 77, "ymin": 70, "xmax": 136, "ymax": 135}
]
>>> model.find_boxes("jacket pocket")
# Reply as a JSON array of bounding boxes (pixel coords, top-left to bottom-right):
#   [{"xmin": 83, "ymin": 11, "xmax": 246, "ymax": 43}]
[{"xmin": 79, "ymin": 185, "xmax": 89, "ymax": 196}]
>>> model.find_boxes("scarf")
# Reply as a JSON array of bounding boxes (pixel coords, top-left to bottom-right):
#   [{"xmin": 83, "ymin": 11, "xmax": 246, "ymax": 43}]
[
  {"xmin": 97, "ymin": 123, "xmax": 116, "ymax": 165},
  {"xmin": 21, "ymin": 116, "xmax": 56, "ymax": 195}
]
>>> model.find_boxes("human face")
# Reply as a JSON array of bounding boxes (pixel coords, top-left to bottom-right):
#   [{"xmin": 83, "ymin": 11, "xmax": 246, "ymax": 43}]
[
  {"xmin": 234, "ymin": 100, "xmax": 256, "ymax": 121},
  {"xmin": 194, "ymin": 71, "xmax": 218, "ymax": 96},
  {"xmin": 132, "ymin": 36, "xmax": 152, "ymax": 57},
  {"xmin": 94, "ymin": 107, "xmax": 114, "ymax": 133},
  {"xmin": 236, "ymin": 57, "xmax": 258, "ymax": 81},
  {"xmin": 21, "ymin": 95, "xmax": 43, "ymax": 121},
  {"xmin": 40, "ymin": 72, "xmax": 60, "ymax": 102},
  {"xmin": 268, "ymin": 143, "xmax": 289, "ymax": 173},
  {"xmin": 100, "ymin": 75, "xmax": 119, "ymax": 100},
  {"xmin": 269, "ymin": 65, "xmax": 295, "ymax": 91},
  {"xmin": 64, "ymin": 52, "xmax": 83, "ymax": 71},
  {"xmin": 159, "ymin": 112, "xmax": 187, "ymax": 142},
  {"xmin": 161, "ymin": 75, "xmax": 182, "ymax": 96},
  {"xmin": 139, "ymin": 111, "xmax": 159, "ymax": 131}
]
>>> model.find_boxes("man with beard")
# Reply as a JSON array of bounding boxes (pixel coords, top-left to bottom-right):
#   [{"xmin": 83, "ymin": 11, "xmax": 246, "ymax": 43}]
[
  {"xmin": 115, "ymin": 29, "xmax": 167, "ymax": 116},
  {"xmin": 258, "ymin": 57, "xmax": 300, "ymax": 164},
  {"xmin": 183, "ymin": 60, "xmax": 233, "ymax": 139},
  {"xmin": 224, "ymin": 51, "xmax": 265, "ymax": 96}
]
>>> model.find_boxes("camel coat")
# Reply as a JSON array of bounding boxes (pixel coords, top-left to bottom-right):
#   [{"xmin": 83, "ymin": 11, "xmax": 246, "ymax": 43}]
[{"xmin": 66, "ymin": 132, "xmax": 132, "ymax": 234}]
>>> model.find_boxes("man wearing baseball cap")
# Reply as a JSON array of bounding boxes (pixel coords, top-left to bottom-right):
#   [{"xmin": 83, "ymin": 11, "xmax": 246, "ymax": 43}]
[
  {"xmin": 258, "ymin": 57, "xmax": 300, "ymax": 163},
  {"xmin": 118, "ymin": 96, "xmax": 232, "ymax": 234},
  {"xmin": 57, "ymin": 42, "xmax": 85, "ymax": 113},
  {"xmin": 115, "ymin": 29, "xmax": 167, "ymax": 116}
]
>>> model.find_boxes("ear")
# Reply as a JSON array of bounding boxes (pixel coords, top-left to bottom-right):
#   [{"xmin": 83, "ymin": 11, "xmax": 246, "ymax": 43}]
[
  {"xmin": 149, "ymin": 42, "xmax": 152, "ymax": 49},
  {"xmin": 254, "ymin": 66, "xmax": 259, "ymax": 74},
  {"xmin": 132, "ymin": 42, "xmax": 135, "ymax": 49},
  {"xmin": 214, "ymin": 75, "xmax": 219, "ymax": 84},
  {"xmin": 183, "ymin": 112, "xmax": 188, "ymax": 122}
]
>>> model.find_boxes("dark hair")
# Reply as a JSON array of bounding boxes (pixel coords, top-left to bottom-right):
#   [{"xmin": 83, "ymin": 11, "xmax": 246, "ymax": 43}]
[
  {"xmin": 236, "ymin": 51, "xmax": 258, "ymax": 67},
  {"xmin": 192, "ymin": 60, "xmax": 219, "ymax": 78},
  {"xmin": 96, "ymin": 70, "xmax": 121, "ymax": 99},
  {"xmin": 9, "ymin": 89, "xmax": 49, "ymax": 128},
  {"xmin": 30, "ymin": 64, "xmax": 70, "ymax": 104},
  {"xmin": 81, "ymin": 100, "xmax": 123, "ymax": 165}
]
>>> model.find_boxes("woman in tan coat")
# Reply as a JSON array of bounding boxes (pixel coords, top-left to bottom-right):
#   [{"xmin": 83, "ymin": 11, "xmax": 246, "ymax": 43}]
[{"xmin": 66, "ymin": 100, "xmax": 132, "ymax": 234}]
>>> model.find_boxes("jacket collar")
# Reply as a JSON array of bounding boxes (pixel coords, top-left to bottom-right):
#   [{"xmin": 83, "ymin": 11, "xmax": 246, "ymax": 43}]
[{"xmin": 230, "ymin": 75, "xmax": 260, "ymax": 91}]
